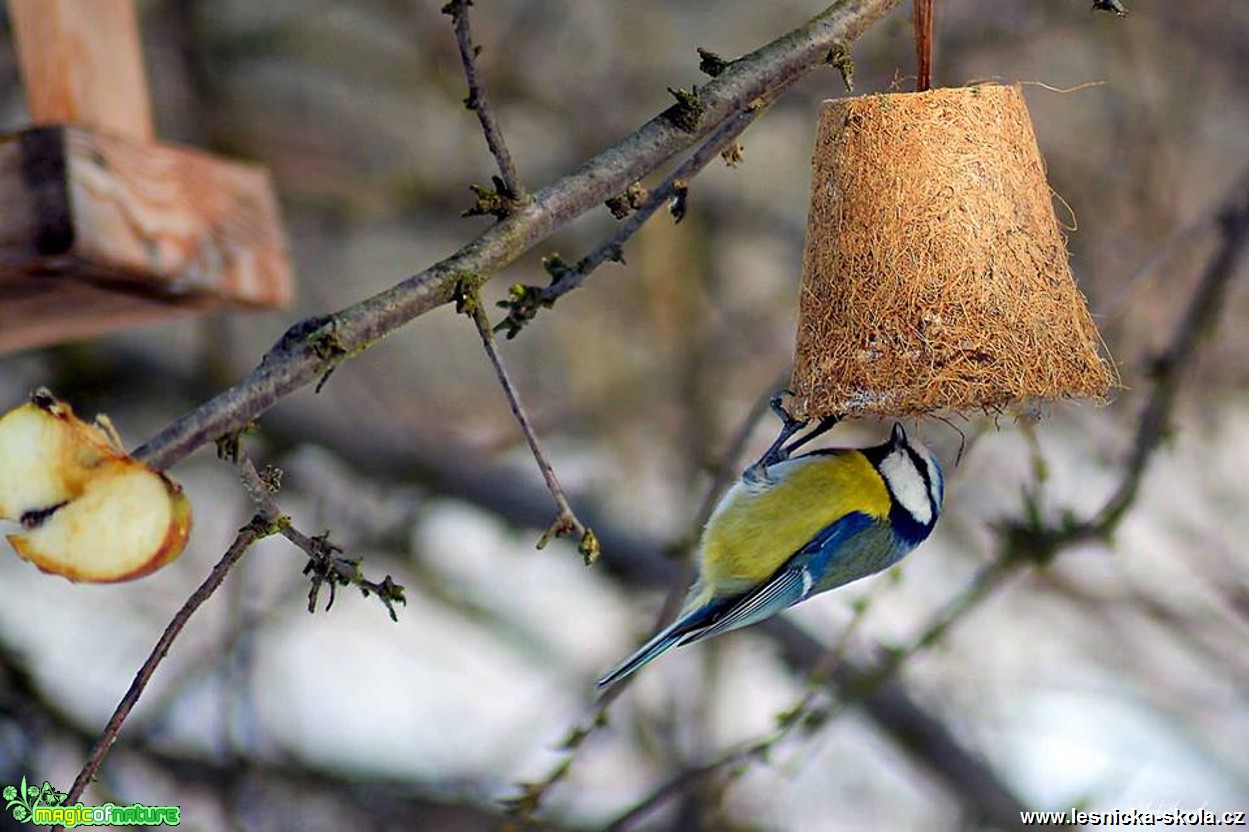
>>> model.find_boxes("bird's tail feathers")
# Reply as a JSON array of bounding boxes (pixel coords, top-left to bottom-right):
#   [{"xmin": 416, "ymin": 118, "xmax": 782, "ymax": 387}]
[{"xmin": 595, "ymin": 598, "xmax": 721, "ymax": 691}]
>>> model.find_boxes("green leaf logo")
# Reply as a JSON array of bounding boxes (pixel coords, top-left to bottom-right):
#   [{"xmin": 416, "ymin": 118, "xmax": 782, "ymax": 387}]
[{"xmin": 3, "ymin": 775, "xmax": 68, "ymax": 822}]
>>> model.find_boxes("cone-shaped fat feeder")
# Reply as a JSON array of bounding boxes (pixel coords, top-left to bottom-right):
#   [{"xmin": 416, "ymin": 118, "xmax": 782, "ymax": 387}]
[{"xmin": 790, "ymin": 83, "xmax": 1115, "ymax": 419}]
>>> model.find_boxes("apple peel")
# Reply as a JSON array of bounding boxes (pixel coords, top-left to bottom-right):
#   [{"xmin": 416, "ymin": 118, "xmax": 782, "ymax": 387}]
[{"xmin": 0, "ymin": 389, "xmax": 192, "ymax": 583}]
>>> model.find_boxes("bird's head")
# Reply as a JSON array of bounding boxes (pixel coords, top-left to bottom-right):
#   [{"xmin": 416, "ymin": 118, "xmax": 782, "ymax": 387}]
[{"xmin": 864, "ymin": 423, "xmax": 943, "ymax": 547}]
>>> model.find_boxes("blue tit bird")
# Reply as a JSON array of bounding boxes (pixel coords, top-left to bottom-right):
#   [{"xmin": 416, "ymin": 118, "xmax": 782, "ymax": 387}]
[{"xmin": 596, "ymin": 421, "xmax": 943, "ymax": 690}]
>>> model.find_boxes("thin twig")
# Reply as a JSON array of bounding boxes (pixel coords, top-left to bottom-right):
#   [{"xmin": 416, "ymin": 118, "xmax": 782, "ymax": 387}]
[
  {"xmin": 444, "ymin": 0, "xmax": 527, "ymax": 206},
  {"xmin": 603, "ymin": 746, "xmax": 757, "ymax": 832},
  {"xmin": 543, "ymin": 95, "xmax": 777, "ymax": 305},
  {"xmin": 289, "ymin": 526, "xmax": 407, "ymax": 621},
  {"xmin": 461, "ymin": 286, "xmax": 598, "ymax": 564},
  {"xmin": 64, "ymin": 519, "xmax": 267, "ymax": 805},
  {"xmin": 239, "ymin": 455, "xmax": 407, "ymax": 619},
  {"xmin": 496, "ymin": 90, "xmax": 787, "ymax": 337},
  {"xmin": 131, "ymin": 0, "xmax": 903, "ymax": 472}
]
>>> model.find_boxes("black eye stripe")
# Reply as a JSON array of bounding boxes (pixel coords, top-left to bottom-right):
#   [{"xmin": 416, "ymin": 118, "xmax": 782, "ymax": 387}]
[{"xmin": 903, "ymin": 445, "xmax": 931, "ymax": 490}]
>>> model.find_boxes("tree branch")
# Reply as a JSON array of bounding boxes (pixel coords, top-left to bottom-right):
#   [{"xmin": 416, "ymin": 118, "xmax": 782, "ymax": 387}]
[
  {"xmin": 131, "ymin": 0, "xmax": 901, "ymax": 472},
  {"xmin": 443, "ymin": 0, "xmax": 528, "ymax": 209}
]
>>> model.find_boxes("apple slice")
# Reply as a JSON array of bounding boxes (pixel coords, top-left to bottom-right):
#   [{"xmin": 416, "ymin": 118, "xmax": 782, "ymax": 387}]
[
  {"xmin": 8, "ymin": 458, "xmax": 191, "ymax": 582},
  {"xmin": 0, "ymin": 389, "xmax": 192, "ymax": 583},
  {"xmin": 0, "ymin": 391, "xmax": 115, "ymax": 520}
]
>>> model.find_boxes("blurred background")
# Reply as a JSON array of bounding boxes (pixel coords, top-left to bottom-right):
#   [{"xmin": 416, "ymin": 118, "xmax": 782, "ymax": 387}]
[{"xmin": 1, "ymin": 1, "xmax": 1247, "ymax": 830}]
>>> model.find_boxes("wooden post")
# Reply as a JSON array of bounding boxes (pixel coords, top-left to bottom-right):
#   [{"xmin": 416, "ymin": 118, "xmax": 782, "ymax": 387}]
[
  {"xmin": 8, "ymin": 0, "xmax": 154, "ymax": 141},
  {"xmin": 0, "ymin": 0, "xmax": 292, "ymax": 353}
]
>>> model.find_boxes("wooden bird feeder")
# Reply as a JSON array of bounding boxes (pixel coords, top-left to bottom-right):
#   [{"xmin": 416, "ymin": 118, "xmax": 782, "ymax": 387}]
[
  {"xmin": 0, "ymin": 0, "xmax": 292, "ymax": 353},
  {"xmin": 789, "ymin": 83, "xmax": 1116, "ymax": 419}
]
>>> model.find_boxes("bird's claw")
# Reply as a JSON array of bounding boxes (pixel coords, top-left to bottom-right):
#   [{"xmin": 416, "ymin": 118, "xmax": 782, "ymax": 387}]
[
  {"xmin": 744, "ymin": 391, "xmax": 846, "ymax": 483},
  {"xmin": 768, "ymin": 389, "xmax": 808, "ymax": 433},
  {"xmin": 745, "ymin": 390, "xmax": 809, "ymax": 482}
]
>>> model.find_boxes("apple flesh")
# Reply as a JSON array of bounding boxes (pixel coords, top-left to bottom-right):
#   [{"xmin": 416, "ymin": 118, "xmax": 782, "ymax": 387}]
[
  {"xmin": 0, "ymin": 390, "xmax": 115, "ymax": 519},
  {"xmin": 0, "ymin": 390, "xmax": 192, "ymax": 583}
]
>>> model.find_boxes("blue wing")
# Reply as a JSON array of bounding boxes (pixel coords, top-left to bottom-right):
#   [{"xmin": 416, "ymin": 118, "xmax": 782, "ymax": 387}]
[
  {"xmin": 677, "ymin": 510, "xmax": 875, "ymax": 645},
  {"xmin": 596, "ymin": 511, "xmax": 874, "ymax": 691}
]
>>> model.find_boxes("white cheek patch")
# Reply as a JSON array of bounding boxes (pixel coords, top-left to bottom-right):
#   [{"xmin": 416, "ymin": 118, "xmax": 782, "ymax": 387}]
[{"xmin": 878, "ymin": 449, "xmax": 933, "ymax": 525}]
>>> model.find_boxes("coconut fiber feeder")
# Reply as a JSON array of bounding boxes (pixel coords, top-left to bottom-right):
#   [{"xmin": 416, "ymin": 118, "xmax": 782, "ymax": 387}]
[{"xmin": 789, "ymin": 82, "xmax": 1116, "ymax": 420}]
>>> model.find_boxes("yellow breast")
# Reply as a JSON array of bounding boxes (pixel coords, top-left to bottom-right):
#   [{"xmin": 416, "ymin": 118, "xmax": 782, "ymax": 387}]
[{"xmin": 697, "ymin": 451, "xmax": 891, "ymax": 594}]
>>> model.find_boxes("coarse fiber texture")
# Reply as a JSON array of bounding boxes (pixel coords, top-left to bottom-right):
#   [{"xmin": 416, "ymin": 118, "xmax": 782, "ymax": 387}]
[{"xmin": 791, "ymin": 83, "xmax": 1116, "ymax": 419}]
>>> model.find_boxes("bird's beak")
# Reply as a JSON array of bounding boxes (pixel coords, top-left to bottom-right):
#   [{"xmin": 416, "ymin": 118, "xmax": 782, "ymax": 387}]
[{"xmin": 891, "ymin": 422, "xmax": 907, "ymax": 445}]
